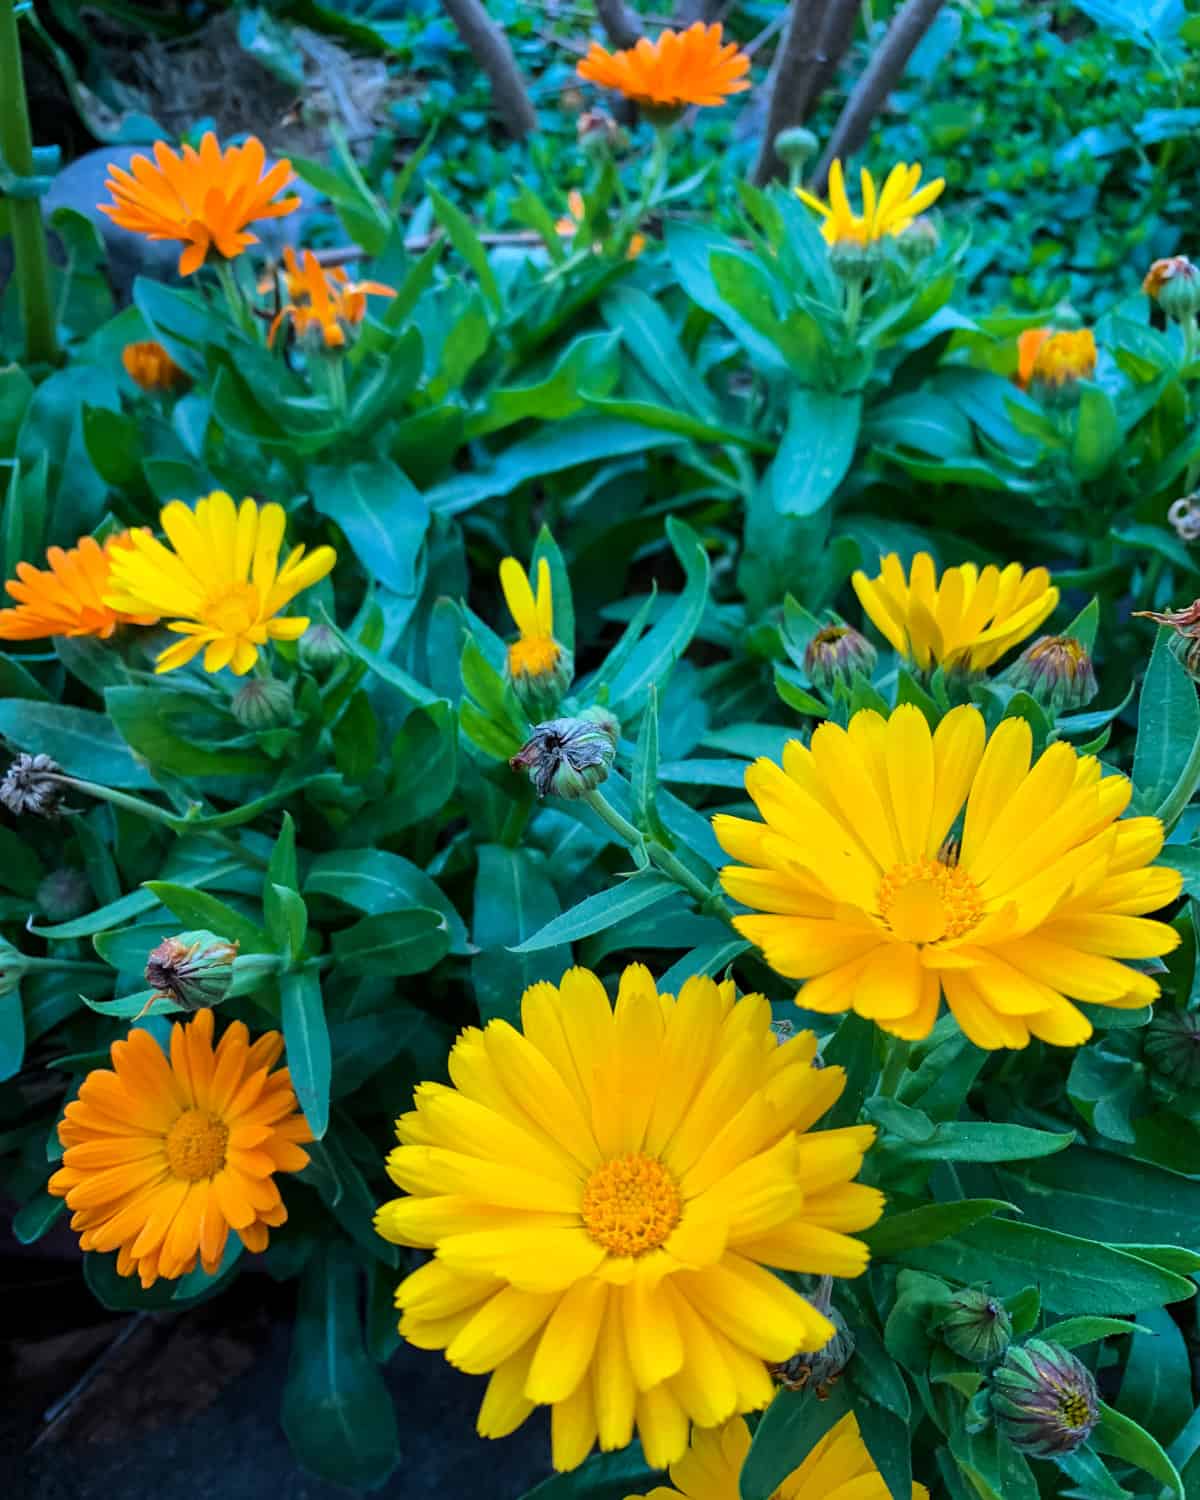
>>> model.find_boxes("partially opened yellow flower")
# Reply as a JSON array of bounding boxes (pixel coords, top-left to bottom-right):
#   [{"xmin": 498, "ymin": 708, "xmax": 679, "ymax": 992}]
[
  {"xmin": 500, "ymin": 555, "xmax": 565, "ymax": 680},
  {"xmin": 267, "ymin": 246, "xmax": 395, "ymax": 349},
  {"xmin": 577, "ymin": 23, "xmax": 750, "ymax": 111},
  {"xmin": 852, "ymin": 552, "xmax": 1058, "ymax": 672},
  {"xmin": 797, "ymin": 160, "xmax": 945, "ymax": 247},
  {"xmin": 375, "ymin": 965, "xmax": 882, "ymax": 1471},
  {"xmin": 716, "ymin": 704, "xmax": 1181, "ymax": 1050},
  {"xmin": 99, "ymin": 133, "xmax": 300, "ymax": 276},
  {"xmin": 625, "ymin": 1410, "xmax": 929, "ymax": 1500},
  {"xmin": 104, "ymin": 492, "xmax": 336, "ymax": 675},
  {"xmin": 49, "ymin": 1009, "xmax": 311, "ymax": 1288},
  {"xmin": 0, "ymin": 532, "xmax": 158, "ymax": 641}
]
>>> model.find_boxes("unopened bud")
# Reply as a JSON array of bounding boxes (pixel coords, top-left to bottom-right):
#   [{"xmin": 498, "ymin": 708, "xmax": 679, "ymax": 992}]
[
  {"xmin": 507, "ymin": 640, "xmax": 574, "ymax": 723},
  {"xmin": 145, "ymin": 930, "xmax": 239, "ymax": 1011},
  {"xmin": 804, "ymin": 624, "xmax": 877, "ymax": 694},
  {"xmin": 578, "ymin": 109, "xmax": 624, "ymax": 155},
  {"xmin": 897, "ymin": 216, "xmax": 940, "ymax": 264},
  {"xmin": 1144, "ymin": 256, "xmax": 1200, "ymax": 322},
  {"xmin": 230, "ymin": 677, "xmax": 293, "ymax": 730},
  {"xmin": 1029, "ymin": 329, "xmax": 1097, "ymax": 408},
  {"xmin": 122, "ymin": 340, "xmax": 190, "ymax": 394},
  {"xmin": 776, "ymin": 126, "xmax": 819, "ymax": 173},
  {"xmin": 1143, "ymin": 1009, "xmax": 1200, "ymax": 1089},
  {"xmin": 510, "ymin": 709, "xmax": 618, "ymax": 800},
  {"xmin": 830, "ymin": 238, "xmax": 880, "ymax": 283},
  {"xmin": 988, "ymin": 1339, "xmax": 1099, "ymax": 1458},
  {"xmin": 0, "ymin": 753, "xmax": 66, "ymax": 819},
  {"xmin": 1006, "ymin": 635, "xmax": 1098, "ymax": 712},
  {"xmin": 937, "ymin": 1287, "xmax": 1012, "ymax": 1364},
  {"xmin": 768, "ymin": 1305, "xmax": 855, "ymax": 1398},
  {"xmin": 298, "ymin": 623, "xmax": 344, "ymax": 678},
  {"xmin": 37, "ymin": 868, "xmax": 93, "ymax": 922}
]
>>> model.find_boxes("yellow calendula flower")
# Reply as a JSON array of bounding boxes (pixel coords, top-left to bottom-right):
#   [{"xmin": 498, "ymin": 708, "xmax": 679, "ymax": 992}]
[
  {"xmin": 852, "ymin": 552, "xmax": 1058, "ymax": 673},
  {"xmin": 797, "ymin": 160, "xmax": 945, "ymax": 247},
  {"xmin": 716, "ymin": 703, "xmax": 1181, "ymax": 1051},
  {"xmin": 104, "ymin": 491, "xmax": 336, "ymax": 675},
  {"xmin": 499, "ymin": 555, "xmax": 572, "ymax": 716},
  {"xmin": 625, "ymin": 1410, "xmax": 929, "ymax": 1500},
  {"xmin": 1029, "ymin": 329, "xmax": 1097, "ymax": 389},
  {"xmin": 49, "ymin": 1009, "xmax": 312, "ymax": 1288},
  {"xmin": 375, "ymin": 964, "xmax": 882, "ymax": 1472}
]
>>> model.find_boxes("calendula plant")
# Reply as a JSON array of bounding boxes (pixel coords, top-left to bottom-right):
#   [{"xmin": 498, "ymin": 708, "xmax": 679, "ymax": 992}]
[{"xmin": 3, "ymin": 8, "xmax": 1200, "ymax": 1500}]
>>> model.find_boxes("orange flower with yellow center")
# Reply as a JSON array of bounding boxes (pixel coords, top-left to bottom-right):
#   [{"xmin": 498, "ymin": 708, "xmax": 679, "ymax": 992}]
[
  {"xmin": 267, "ymin": 247, "xmax": 395, "ymax": 349},
  {"xmin": 0, "ymin": 532, "xmax": 158, "ymax": 642},
  {"xmin": 49, "ymin": 1009, "xmax": 312, "ymax": 1288},
  {"xmin": 122, "ymin": 340, "xmax": 190, "ymax": 393},
  {"xmin": 99, "ymin": 133, "xmax": 300, "ymax": 277},
  {"xmin": 577, "ymin": 22, "xmax": 750, "ymax": 111}
]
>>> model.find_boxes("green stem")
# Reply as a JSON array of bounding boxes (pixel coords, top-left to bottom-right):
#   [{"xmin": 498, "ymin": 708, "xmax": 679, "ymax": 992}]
[
  {"xmin": 1182, "ymin": 315, "xmax": 1198, "ymax": 371},
  {"xmin": 583, "ymin": 788, "xmax": 737, "ymax": 928},
  {"xmin": 0, "ymin": 0, "xmax": 58, "ymax": 365},
  {"xmin": 1153, "ymin": 726, "xmax": 1200, "ymax": 835},
  {"xmin": 213, "ymin": 257, "xmax": 256, "ymax": 339},
  {"xmin": 843, "ymin": 276, "xmax": 865, "ymax": 341},
  {"xmin": 21, "ymin": 957, "xmax": 111, "ymax": 975},
  {"xmin": 877, "ymin": 1035, "xmax": 912, "ymax": 1099}
]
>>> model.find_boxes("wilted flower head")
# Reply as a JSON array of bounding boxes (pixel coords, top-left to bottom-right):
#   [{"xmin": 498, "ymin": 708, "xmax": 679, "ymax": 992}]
[
  {"xmin": 804, "ymin": 623, "xmax": 877, "ymax": 694},
  {"xmin": 938, "ymin": 1287, "xmax": 1012, "ymax": 1363},
  {"xmin": 510, "ymin": 709, "xmax": 618, "ymax": 799},
  {"xmin": 769, "ymin": 1302, "xmax": 856, "ymax": 1397},
  {"xmin": 1006, "ymin": 635, "xmax": 1098, "ymax": 712},
  {"xmin": 1144, "ymin": 256, "xmax": 1200, "ymax": 321},
  {"xmin": 797, "ymin": 160, "xmax": 945, "ymax": 249},
  {"xmin": 0, "ymin": 753, "xmax": 66, "ymax": 819},
  {"xmin": 1135, "ymin": 597, "xmax": 1200, "ymax": 635},
  {"xmin": 989, "ymin": 1339, "xmax": 1099, "ymax": 1457},
  {"xmin": 145, "ymin": 930, "xmax": 239, "ymax": 1011},
  {"xmin": 576, "ymin": 22, "xmax": 750, "ymax": 116},
  {"xmin": 1143, "ymin": 1009, "xmax": 1200, "ymax": 1089},
  {"xmin": 576, "ymin": 109, "xmax": 624, "ymax": 153},
  {"xmin": 122, "ymin": 340, "xmax": 190, "ymax": 394},
  {"xmin": 1168, "ymin": 494, "xmax": 1200, "ymax": 542}
]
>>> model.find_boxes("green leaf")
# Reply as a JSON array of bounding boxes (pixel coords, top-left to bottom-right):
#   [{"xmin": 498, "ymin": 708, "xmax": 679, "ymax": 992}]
[
  {"xmin": 740, "ymin": 1382, "xmax": 851, "ymax": 1500},
  {"xmin": 631, "ymin": 686, "xmax": 661, "ymax": 838},
  {"xmin": 601, "ymin": 285, "xmax": 716, "ymax": 416},
  {"xmin": 1041, "ymin": 1315, "xmax": 1146, "ymax": 1349},
  {"xmin": 304, "ymin": 849, "xmax": 469, "ymax": 955},
  {"xmin": 951, "ymin": 1426, "xmax": 1040, "ymax": 1500},
  {"xmin": 468, "ymin": 332, "xmax": 620, "ymax": 438},
  {"xmin": 472, "ymin": 844, "xmax": 570, "ymax": 1026},
  {"xmin": 281, "ymin": 968, "xmax": 331, "ymax": 1140},
  {"xmin": 0, "ymin": 983, "xmax": 25, "ymax": 1081},
  {"xmin": 862, "ymin": 1199, "xmax": 1015, "ymax": 1256},
  {"xmin": 309, "ymin": 459, "xmax": 429, "ymax": 599},
  {"xmin": 142, "ymin": 882, "xmax": 270, "ymax": 953},
  {"xmin": 281, "ymin": 1243, "xmax": 400, "ymax": 1490},
  {"xmin": 1073, "ymin": 384, "xmax": 1122, "ymax": 481},
  {"xmin": 510, "ymin": 871, "xmax": 678, "ymax": 954},
  {"xmin": 1095, "ymin": 1401, "xmax": 1184, "ymax": 1500},
  {"xmin": 0, "ymin": 700, "xmax": 154, "ymax": 789},
  {"xmin": 609, "ymin": 516, "xmax": 710, "ymax": 717},
  {"xmin": 772, "ymin": 389, "xmax": 862, "ymax": 516},
  {"xmin": 1133, "ymin": 629, "xmax": 1200, "ymax": 814},
  {"xmin": 532, "ymin": 523, "xmax": 575, "ymax": 657},
  {"xmin": 900, "ymin": 1218, "xmax": 1195, "ymax": 1314},
  {"xmin": 1117, "ymin": 1305, "xmax": 1193, "ymax": 1446},
  {"xmin": 330, "ymin": 908, "xmax": 450, "ymax": 977},
  {"xmin": 12, "ymin": 1189, "xmax": 65, "ymax": 1244},
  {"xmin": 105, "ymin": 685, "xmax": 266, "ymax": 779},
  {"xmin": 882, "ymin": 1121, "xmax": 1075, "ymax": 1166},
  {"xmin": 430, "ymin": 185, "xmax": 501, "ymax": 315}
]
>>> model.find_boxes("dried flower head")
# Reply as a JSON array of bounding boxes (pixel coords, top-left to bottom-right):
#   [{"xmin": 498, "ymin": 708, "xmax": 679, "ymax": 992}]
[
  {"xmin": 1144, "ymin": 256, "xmax": 1200, "ymax": 321},
  {"xmin": 146, "ymin": 931, "xmax": 240, "ymax": 1011},
  {"xmin": 510, "ymin": 710, "xmax": 618, "ymax": 799},
  {"xmin": 0, "ymin": 753, "xmax": 67, "ymax": 819},
  {"xmin": 1168, "ymin": 495, "xmax": 1200, "ymax": 542}
]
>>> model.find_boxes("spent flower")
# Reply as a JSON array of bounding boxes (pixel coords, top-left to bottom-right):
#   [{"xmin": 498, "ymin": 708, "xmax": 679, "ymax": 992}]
[
  {"xmin": 0, "ymin": 753, "xmax": 66, "ymax": 819},
  {"xmin": 510, "ymin": 710, "xmax": 619, "ymax": 799},
  {"xmin": 1144, "ymin": 256, "xmax": 1200, "ymax": 322},
  {"xmin": 146, "ymin": 931, "xmax": 240, "ymax": 1011}
]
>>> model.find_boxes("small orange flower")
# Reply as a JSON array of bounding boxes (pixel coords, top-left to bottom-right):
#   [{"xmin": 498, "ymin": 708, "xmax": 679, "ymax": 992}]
[
  {"xmin": 122, "ymin": 340, "xmax": 190, "ymax": 394},
  {"xmin": 1016, "ymin": 327, "xmax": 1051, "ymax": 389},
  {"xmin": 1030, "ymin": 329, "xmax": 1097, "ymax": 389},
  {"xmin": 0, "ymin": 532, "xmax": 158, "ymax": 642},
  {"xmin": 99, "ymin": 133, "xmax": 300, "ymax": 277},
  {"xmin": 577, "ymin": 22, "xmax": 750, "ymax": 111},
  {"xmin": 268, "ymin": 247, "xmax": 395, "ymax": 349},
  {"xmin": 555, "ymin": 190, "xmax": 645, "ymax": 259}
]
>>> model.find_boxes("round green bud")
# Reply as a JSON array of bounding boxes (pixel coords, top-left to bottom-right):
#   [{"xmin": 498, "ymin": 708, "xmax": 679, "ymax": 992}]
[
  {"xmin": 804, "ymin": 624, "xmax": 877, "ymax": 695},
  {"xmin": 298, "ymin": 623, "xmax": 345, "ymax": 679},
  {"xmin": 897, "ymin": 216, "xmax": 940, "ymax": 264},
  {"xmin": 937, "ymin": 1287, "xmax": 1012, "ymax": 1364},
  {"xmin": 230, "ymin": 677, "xmax": 293, "ymax": 730},
  {"xmin": 830, "ymin": 237, "xmax": 881, "ymax": 283},
  {"xmin": 988, "ymin": 1339, "xmax": 1099, "ymax": 1458},
  {"xmin": 145, "ymin": 930, "xmax": 239, "ymax": 1011},
  {"xmin": 1143, "ymin": 1009, "xmax": 1200, "ymax": 1089},
  {"xmin": 775, "ymin": 126, "xmax": 819, "ymax": 171}
]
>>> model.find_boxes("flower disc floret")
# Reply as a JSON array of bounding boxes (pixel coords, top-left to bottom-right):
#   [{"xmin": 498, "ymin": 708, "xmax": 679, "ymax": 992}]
[
  {"xmin": 374, "ymin": 964, "xmax": 882, "ymax": 1472},
  {"xmin": 716, "ymin": 703, "xmax": 1182, "ymax": 1050},
  {"xmin": 103, "ymin": 491, "xmax": 336, "ymax": 675}
]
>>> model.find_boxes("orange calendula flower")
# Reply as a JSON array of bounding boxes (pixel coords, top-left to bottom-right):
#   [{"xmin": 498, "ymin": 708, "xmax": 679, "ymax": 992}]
[
  {"xmin": 122, "ymin": 340, "xmax": 190, "ymax": 393},
  {"xmin": 49, "ymin": 1009, "xmax": 312, "ymax": 1288},
  {"xmin": 1028, "ymin": 329, "xmax": 1097, "ymax": 390},
  {"xmin": 1016, "ymin": 327, "xmax": 1051, "ymax": 389},
  {"xmin": 577, "ymin": 22, "xmax": 750, "ymax": 112},
  {"xmin": 0, "ymin": 532, "xmax": 158, "ymax": 641},
  {"xmin": 99, "ymin": 133, "xmax": 301, "ymax": 277},
  {"xmin": 268, "ymin": 247, "xmax": 395, "ymax": 349}
]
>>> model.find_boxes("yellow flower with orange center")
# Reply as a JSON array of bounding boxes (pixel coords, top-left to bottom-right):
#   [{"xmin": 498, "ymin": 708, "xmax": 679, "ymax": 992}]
[
  {"xmin": 49, "ymin": 1009, "xmax": 312, "ymax": 1288},
  {"xmin": 797, "ymin": 160, "xmax": 945, "ymax": 247},
  {"xmin": 577, "ymin": 22, "xmax": 750, "ymax": 111},
  {"xmin": 716, "ymin": 703, "xmax": 1182, "ymax": 1050},
  {"xmin": 267, "ymin": 246, "xmax": 396, "ymax": 349},
  {"xmin": 99, "ymin": 133, "xmax": 300, "ymax": 277},
  {"xmin": 0, "ymin": 532, "xmax": 158, "ymax": 642},
  {"xmin": 852, "ymin": 552, "xmax": 1058, "ymax": 673},
  {"xmin": 1027, "ymin": 329, "xmax": 1097, "ymax": 389},
  {"xmin": 122, "ymin": 340, "xmax": 190, "ymax": 393},
  {"xmin": 103, "ymin": 491, "xmax": 336, "ymax": 675},
  {"xmin": 625, "ymin": 1410, "xmax": 929, "ymax": 1500},
  {"xmin": 375, "ymin": 964, "xmax": 882, "ymax": 1472}
]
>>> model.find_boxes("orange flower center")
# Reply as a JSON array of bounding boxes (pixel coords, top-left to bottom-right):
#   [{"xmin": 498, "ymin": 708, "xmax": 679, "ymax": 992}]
[
  {"xmin": 581, "ymin": 1153, "xmax": 681, "ymax": 1256},
  {"xmin": 508, "ymin": 636, "xmax": 561, "ymax": 680},
  {"xmin": 165, "ymin": 1109, "xmax": 229, "ymax": 1180},
  {"xmin": 879, "ymin": 857, "xmax": 982, "ymax": 944},
  {"xmin": 205, "ymin": 583, "xmax": 261, "ymax": 636}
]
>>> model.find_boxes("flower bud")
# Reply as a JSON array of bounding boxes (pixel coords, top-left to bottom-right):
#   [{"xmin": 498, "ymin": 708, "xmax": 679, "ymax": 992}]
[
  {"xmin": 37, "ymin": 868, "xmax": 93, "ymax": 923},
  {"xmin": 1143, "ymin": 1009, "xmax": 1200, "ymax": 1089},
  {"xmin": 508, "ymin": 642, "xmax": 574, "ymax": 723},
  {"xmin": 1029, "ymin": 329, "xmax": 1097, "ymax": 408},
  {"xmin": 0, "ymin": 752, "xmax": 66, "ymax": 819},
  {"xmin": 510, "ymin": 708, "xmax": 619, "ymax": 800},
  {"xmin": 804, "ymin": 624, "xmax": 877, "ymax": 694},
  {"xmin": 1143, "ymin": 257, "xmax": 1200, "ymax": 322},
  {"xmin": 768, "ymin": 1305, "xmax": 855, "ymax": 1399},
  {"xmin": 578, "ymin": 109, "xmax": 625, "ymax": 155},
  {"xmin": 145, "ymin": 930, "xmax": 239, "ymax": 1011},
  {"xmin": 0, "ymin": 936, "xmax": 29, "ymax": 997},
  {"xmin": 988, "ymin": 1339, "xmax": 1099, "ymax": 1458},
  {"xmin": 937, "ymin": 1287, "xmax": 1012, "ymax": 1364},
  {"xmin": 122, "ymin": 340, "xmax": 190, "ymax": 394},
  {"xmin": 775, "ymin": 126, "xmax": 819, "ymax": 174},
  {"xmin": 830, "ymin": 238, "xmax": 881, "ymax": 283},
  {"xmin": 298, "ymin": 622, "xmax": 344, "ymax": 679},
  {"xmin": 1005, "ymin": 635, "xmax": 1098, "ymax": 712},
  {"xmin": 897, "ymin": 216, "xmax": 940, "ymax": 264},
  {"xmin": 230, "ymin": 677, "xmax": 293, "ymax": 730}
]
